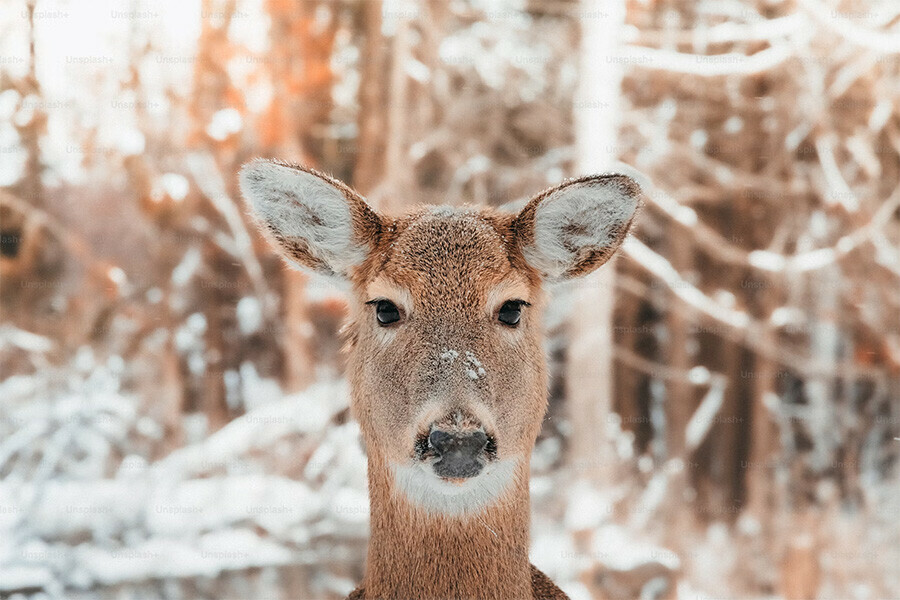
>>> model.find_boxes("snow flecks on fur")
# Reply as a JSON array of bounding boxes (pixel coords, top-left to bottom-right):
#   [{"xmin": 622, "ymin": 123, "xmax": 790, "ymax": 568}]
[
  {"xmin": 429, "ymin": 206, "xmax": 458, "ymax": 217},
  {"xmin": 464, "ymin": 351, "xmax": 487, "ymax": 380},
  {"xmin": 439, "ymin": 349, "xmax": 459, "ymax": 362},
  {"xmin": 439, "ymin": 349, "xmax": 486, "ymax": 380}
]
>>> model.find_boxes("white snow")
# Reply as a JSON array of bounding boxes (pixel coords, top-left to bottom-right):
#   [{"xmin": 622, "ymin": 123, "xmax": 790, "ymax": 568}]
[
  {"xmin": 791, "ymin": 248, "xmax": 836, "ymax": 271},
  {"xmin": 236, "ymin": 297, "xmax": 263, "ymax": 335},
  {"xmin": 685, "ymin": 380, "xmax": 726, "ymax": 451},
  {"xmin": 172, "ymin": 247, "xmax": 202, "ymax": 286},
  {"xmin": 0, "ymin": 325, "xmax": 54, "ymax": 354},
  {"xmin": 0, "ymin": 565, "xmax": 56, "ymax": 593},
  {"xmin": 238, "ymin": 362, "xmax": 281, "ymax": 411},
  {"xmin": 115, "ymin": 129, "xmax": 146, "ymax": 156},
  {"xmin": 206, "ymin": 108, "xmax": 243, "ymax": 141},
  {"xmin": 107, "ymin": 266, "xmax": 128, "ymax": 291},
  {"xmin": 464, "ymin": 351, "xmax": 487, "ymax": 379},
  {"xmin": 564, "ymin": 481, "xmax": 614, "ymax": 531},
  {"xmin": 0, "ymin": 89, "xmax": 17, "ymax": 119},
  {"xmin": 529, "ymin": 530, "xmax": 579, "ymax": 582},
  {"xmin": 439, "ymin": 349, "xmax": 459, "ymax": 361},
  {"xmin": 75, "ymin": 528, "xmax": 295, "ymax": 585},
  {"xmin": 688, "ymin": 365, "xmax": 710, "ymax": 385},
  {"xmin": 629, "ymin": 471, "xmax": 669, "ymax": 530},
  {"xmin": 868, "ymin": 99, "xmax": 892, "ymax": 131},
  {"xmin": 590, "ymin": 524, "xmax": 680, "ymax": 572},
  {"xmin": 0, "ymin": 370, "xmax": 364, "ymax": 592},
  {"xmin": 673, "ymin": 203, "xmax": 698, "ymax": 226},
  {"xmin": 748, "ymin": 249, "xmax": 786, "ymax": 271},
  {"xmin": 330, "ymin": 487, "xmax": 369, "ymax": 525},
  {"xmin": 160, "ymin": 172, "xmax": 190, "ymax": 201},
  {"xmin": 770, "ymin": 306, "xmax": 804, "ymax": 327},
  {"xmin": 724, "ymin": 116, "xmax": 743, "ymax": 133},
  {"xmin": 0, "ymin": 120, "xmax": 25, "ymax": 186},
  {"xmin": 690, "ymin": 129, "xmax": 707, "ymax": 148}
]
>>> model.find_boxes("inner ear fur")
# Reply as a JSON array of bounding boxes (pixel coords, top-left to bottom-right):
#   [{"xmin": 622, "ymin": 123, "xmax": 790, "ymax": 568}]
[
  {"xmin": 514, "ymin": 174, "xmax": 641, "ymax": 280},
  {"xmin": 239, "ymin": 159, "xmax": 384, "ymax": 277}
]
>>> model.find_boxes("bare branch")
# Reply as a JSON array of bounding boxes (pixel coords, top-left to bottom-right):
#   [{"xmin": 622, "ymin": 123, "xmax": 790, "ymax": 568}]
[{"xmin": 814, "ymin": 134, "xmax": 859, "ymax": 211}]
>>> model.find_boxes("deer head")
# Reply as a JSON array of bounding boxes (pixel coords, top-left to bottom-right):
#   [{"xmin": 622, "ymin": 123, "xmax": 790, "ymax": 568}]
[{"xmin": 239, "ymin": 159, "xmax": 639, "ymax": 518}]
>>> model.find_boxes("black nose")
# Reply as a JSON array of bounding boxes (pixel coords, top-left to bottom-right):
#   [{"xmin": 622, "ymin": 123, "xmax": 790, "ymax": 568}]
[{"xmin": 428, "ymin": 429, "xmax": 488, "ymax": 479}]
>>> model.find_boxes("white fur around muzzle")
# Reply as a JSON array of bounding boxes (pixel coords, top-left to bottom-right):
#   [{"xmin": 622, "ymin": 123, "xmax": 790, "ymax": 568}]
[{"xmin": 391, "ymin": 457, "xmax": 519, "ymax": 517}]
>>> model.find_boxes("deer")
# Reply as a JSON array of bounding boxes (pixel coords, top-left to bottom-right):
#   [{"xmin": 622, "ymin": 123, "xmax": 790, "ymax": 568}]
[{"xmin": 239, "ymin": 159, "xmax": 640, "ymax": 600}]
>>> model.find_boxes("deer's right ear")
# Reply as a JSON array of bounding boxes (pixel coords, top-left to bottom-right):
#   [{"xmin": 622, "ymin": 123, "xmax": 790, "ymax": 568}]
[{"xmin": 239, "ymin": 159, "xmax": 383, "ymax": 277}]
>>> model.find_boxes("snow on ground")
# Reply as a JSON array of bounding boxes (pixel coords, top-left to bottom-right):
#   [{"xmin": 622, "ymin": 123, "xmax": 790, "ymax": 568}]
[{"xmin": 0, "ymin": 353, "xmax": 369, "ymax": 597}]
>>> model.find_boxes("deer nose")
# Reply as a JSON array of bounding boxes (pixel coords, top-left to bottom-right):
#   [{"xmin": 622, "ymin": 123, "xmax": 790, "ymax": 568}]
[{"xmin": 428, "ymin": 429, "xmax": 488, "ymax": 479}]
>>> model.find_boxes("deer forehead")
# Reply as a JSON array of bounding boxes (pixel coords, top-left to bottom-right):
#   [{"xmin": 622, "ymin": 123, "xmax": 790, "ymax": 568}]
[{"xmin": 363, "ymin": 208, "xmax": 534, "ymax": 308}]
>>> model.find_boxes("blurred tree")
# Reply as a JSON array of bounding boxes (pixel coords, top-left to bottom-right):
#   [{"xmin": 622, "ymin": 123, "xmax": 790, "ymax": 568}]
[
  {"xmin": 566, "ymin": 0, "xmax": 627, "ymax": 485},
  {"xmin": 262, "ymin": 0, "xmax": 340, "ymax": 393}
]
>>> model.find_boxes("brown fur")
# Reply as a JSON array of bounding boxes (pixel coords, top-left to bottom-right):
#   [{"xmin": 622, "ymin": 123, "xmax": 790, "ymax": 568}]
[
  {"xmin": 240, "ymin": 162, "xmax": 640, "ymax": 600},
  {"xmin": 343, "ymin": 207, "xmax": 559, "ymax": 599},
  {"xmin": 358, "ymin": 453, "xmax": 534, "ymax": 599},
  {"xmin": 345, "ymin": 207, "xmax": 548, "ymax": 464},
  {"xmin": 348, "ymin": 565, "xmax": 567, "ymax": 599}
]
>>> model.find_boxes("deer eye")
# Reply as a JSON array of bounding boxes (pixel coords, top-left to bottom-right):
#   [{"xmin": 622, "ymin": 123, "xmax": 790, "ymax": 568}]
[
  {"xmin": 371, "ymin": 299, "xmax": 401, "ymax": 326},
  {"xmin": 498, "ymin": 300, "xmax": 526, "ymax": 327}
]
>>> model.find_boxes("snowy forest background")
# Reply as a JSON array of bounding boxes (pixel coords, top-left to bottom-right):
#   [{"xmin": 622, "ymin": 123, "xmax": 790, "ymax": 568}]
[{"xmin": 1, "ymin": 0, "xmax": 899, "ymax": 598}]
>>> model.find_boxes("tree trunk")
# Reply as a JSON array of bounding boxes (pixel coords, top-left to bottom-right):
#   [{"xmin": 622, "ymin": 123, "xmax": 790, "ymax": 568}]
[
  {"xmin": 567, "ymin": 0, "xmax": 627, "ymax": 483},
  {"xmin": 354, "ymin": 0, "xmax": 387, "ymax": 196},
  {"xmin": 381, "ymin": 17, "xmax": 411, "ymax": 213},
  {"xmin": 664, "ymin": 237, "xmax": 695, "ymax": 459},
  {"xmin": 192, "ymin": 0, "xmax": 238, "ymax": 431},
  {"xmin": 264, "ymin": 0, "xmax": 338, "ymax": 392}
]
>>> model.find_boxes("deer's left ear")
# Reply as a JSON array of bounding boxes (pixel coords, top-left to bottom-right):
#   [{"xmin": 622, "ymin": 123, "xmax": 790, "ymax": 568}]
[{"xmin": 514, "ymin": 175, "xmax": 641, "ymax": 280}]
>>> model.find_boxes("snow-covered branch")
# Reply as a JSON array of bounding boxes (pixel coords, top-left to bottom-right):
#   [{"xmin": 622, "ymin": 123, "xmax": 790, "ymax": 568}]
[
  {"xmin": 186, "ymin": 152, "xmax": 275, "ymax": 320},
  {"xmin": 153, "ymin": 380, "xmax": 349, "ymax": 479},
  {"xmin": 636, "ymin": 14, "xmax": 806, "ymax": 46},
  {"xmin": 623, "ymin": 163, "xmax": 900, "ymax": 275},
  {"xmin": 619, "ymin": 44, "xmax": 792, "ymax": 76},
  {"xmin": 619, "ymin": 239, "xmax": 892, "ymax": 381},
  {"xmin": 798, "ymin": 0, "xmax": 900, "ymax": 54},
  {"xmin": 0, "ymin": 381, "xmax": 364, "ymax": 594}
]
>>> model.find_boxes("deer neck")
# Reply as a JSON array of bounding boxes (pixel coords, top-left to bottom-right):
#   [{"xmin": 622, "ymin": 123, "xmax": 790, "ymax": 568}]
[{"xmin": 363, "ymin": 452, "xmax": 533, "ymax": 599}]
